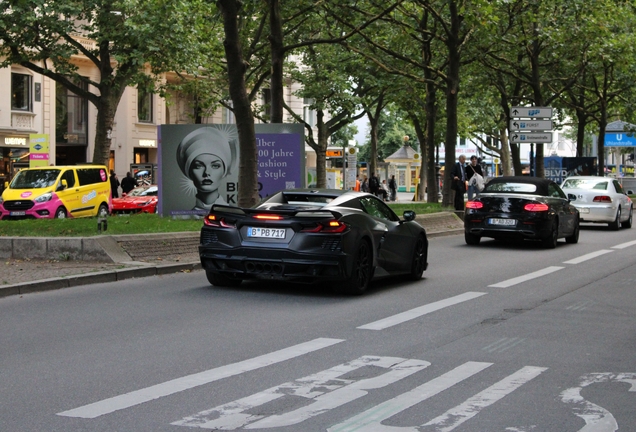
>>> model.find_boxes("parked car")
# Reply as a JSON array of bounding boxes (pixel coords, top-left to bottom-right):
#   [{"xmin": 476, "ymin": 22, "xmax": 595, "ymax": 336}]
[
  {"xmin": 561, "ymin": 176, "xmax": 632, "ymax": 230},
  {"xmin": 199, "ymin": 189, "xmax": 428, "ymax": 294},
  {"xmin": 464, "ymin": 176, "xmax": 579, "ymax": 248},
  {"xmin": 112, "ymin": 185, "xmax": 158, "ymax": 215}
]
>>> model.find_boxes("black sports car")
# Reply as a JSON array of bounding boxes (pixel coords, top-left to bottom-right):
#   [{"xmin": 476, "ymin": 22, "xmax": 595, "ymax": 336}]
[
  {"xmin": 199, "ymin": 189, "xmax": 428, "ymax": 294},
  {"xmin": 464, "ymin": 176, "xmax": 580, "ymax": 248}
]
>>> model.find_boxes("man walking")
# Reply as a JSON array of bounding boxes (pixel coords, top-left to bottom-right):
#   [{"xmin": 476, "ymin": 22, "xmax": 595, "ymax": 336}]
[
  {"xmin": 450, "ymin": 155, "xmax": 467, "ymax": 211},
  {"xmin": 121, "ymin": 172, "xmax": 138, "ymax": 194}
]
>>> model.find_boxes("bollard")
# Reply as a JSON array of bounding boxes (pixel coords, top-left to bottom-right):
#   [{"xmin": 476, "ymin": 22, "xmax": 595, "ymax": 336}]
[{"xmin": 97, "ymin": 217, "xmax": 108, "ymax": 233}]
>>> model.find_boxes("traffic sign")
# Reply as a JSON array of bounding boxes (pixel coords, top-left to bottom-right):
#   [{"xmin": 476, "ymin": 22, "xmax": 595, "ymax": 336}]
[
  {"xmin": 509, "ymin": 120, "xmax": 552, "ymax": 131},
  {"xmin": 510, "ymin": 106, "xmax": 553, "ymax": 118},
  {"xmin": 510, "ymin": 132, "xmax": 552, "ymax": 143}
]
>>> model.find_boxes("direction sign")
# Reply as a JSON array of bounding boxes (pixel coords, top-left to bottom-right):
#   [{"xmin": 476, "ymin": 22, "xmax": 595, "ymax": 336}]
[
  {"xmin": 509, "ymin": 120, "xmax": 552, "ymax": 131},
  {"xmin": 510, "ymin": 132, "xmax": 552, "ymax": 143},
  {"xmin": 510, "ymin": 106, "xmax": 553, "ymax": 119}
]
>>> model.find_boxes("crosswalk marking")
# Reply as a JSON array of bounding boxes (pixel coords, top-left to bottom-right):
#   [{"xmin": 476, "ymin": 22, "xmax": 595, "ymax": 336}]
[
  {"xmin": 562, "ymin": 250, "xmax": 614, "ymax": 265},
  {"xmin": 482, "ymin": 337, "xmax": 526, "ymax": 353},
  {"xmin": 488, "ymin": 266, "xmax": 564, "ymax": 288},
  {"xmin": 357, "ymin": 292, "xmax": 487, "ymax": 331},
  {"xmin": 421, "ymin": 366, "xmax": 548, "ymax": 431},
  {"xmin": 173, "ymin": 356, "xmax": 430, "ymax": 430},
  {"xmin": 328, "ymin": 361, "xmax": 493, "ymax": 432},
  {"xmin": 57, "ymin": 337, "xmax": 344, "ymax": 419}
]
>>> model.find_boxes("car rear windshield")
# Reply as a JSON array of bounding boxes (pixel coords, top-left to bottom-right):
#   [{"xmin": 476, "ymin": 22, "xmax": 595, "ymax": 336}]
[
  {"xmin": 10, "ymin": 169, "xmax": 60, "ymax": 189},
  {"xmin": 562, "ymin": 179, "xmax": 608, "ymax": 190},
  {"xmin": 281, "ymin": 193, "xmax": 334, "ymax": 206},
  {"xmin": 484, "ymin": 182, "xmax": 538, "ymax": 194}
]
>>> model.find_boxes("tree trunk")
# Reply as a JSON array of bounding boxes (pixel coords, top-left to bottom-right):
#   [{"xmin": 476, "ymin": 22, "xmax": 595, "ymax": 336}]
[
  {"xmin": 597, "ymin": 100, "xmax": 608, "ymax": 176},
  {"xmin": 268, "ymin": 0, "xmax": 284, "ymax": 123},
  {"xmin": 315, "ymin": 110, "xmax": 329, "ymax": 188},
  {"xmin": 411, "ymin": 114, "xmax": 427, "ymax": 201},
  {"xmin": 442, "ymin": 7, "xmax": 460, "ymax": 208},
  {"xmin": 92, "ymin": 92, "xmax": 118, "ymax": 165},
  {"xmin": 499, "ymin": 128, "xmax": 512, "ymax": 176},
  {"xmin": 575, "ymin": 108, "xmax": 587, "ymax": 156},
  {"xmin": 425, "ymin": 80, "xmax": 438, "ymax": 203},
  {"xmin": 218, "ymin": 0, "xmax": 259, "ymax": 208}
]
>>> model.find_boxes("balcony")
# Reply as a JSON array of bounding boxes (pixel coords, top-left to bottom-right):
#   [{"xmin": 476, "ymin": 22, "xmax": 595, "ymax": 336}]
[{"xmin": 11, "ymin": 112, "xmax": 36, "ymax": 131}]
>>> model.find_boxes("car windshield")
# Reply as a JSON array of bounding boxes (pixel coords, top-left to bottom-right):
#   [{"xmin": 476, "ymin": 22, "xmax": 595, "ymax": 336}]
[
  {"xmin": 127, "ymin": 186, "xmax": 157, "ymax": 197},
  {"xmin": 10, "ymin": 169, "xmax": 60, "ymax": 189},
  {"xmin": 484, "ymin": 182, "xmax": 537, "ymax": 194},
  {"xmin": 562, "ymin": 179, "xmax": 608, "ymax": 190}
]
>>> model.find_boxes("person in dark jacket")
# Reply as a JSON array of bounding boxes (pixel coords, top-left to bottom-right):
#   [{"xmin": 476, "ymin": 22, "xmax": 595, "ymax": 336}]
[
  {"xmin": 450, "ymin": 155, "xmax": 467, "ymax": 211},
  {"xmin": 121, "ymin": 172, "xmax": 138, "ymax": 194},
  {"xmin": 466, "ymin": 155, "xmax": 484, "ymax": 200},
  {"xmin": 109, "ymin": 170, "xmax": 120, "ymax": 198}
]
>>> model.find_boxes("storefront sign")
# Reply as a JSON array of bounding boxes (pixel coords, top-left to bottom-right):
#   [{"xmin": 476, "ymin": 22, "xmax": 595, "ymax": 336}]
[
  {"xmin": 139, "ymin": 139, "xmax": 156, "ymax": 147},
  {"xmin": 5, "ymin": 137, "xmax": 27, "ymax": 146}
]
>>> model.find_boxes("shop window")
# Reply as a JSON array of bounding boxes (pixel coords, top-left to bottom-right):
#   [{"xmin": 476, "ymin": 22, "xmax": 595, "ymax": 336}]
[
  {"xmin": 12, "ymin": 73, "xmax": 32, "ymax": 111},
  {"xmin": 138, "ymin": 87, "xmax": 153, "ymax": 123}
]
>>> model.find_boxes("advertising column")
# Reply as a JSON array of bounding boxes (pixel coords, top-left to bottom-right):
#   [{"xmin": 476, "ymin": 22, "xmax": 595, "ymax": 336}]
[{"xmin": 29, "ymin": 134, "xmax": 50, "ymax": 167}]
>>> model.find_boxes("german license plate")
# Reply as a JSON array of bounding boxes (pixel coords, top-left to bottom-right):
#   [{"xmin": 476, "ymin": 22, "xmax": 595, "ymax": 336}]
[
  {"xmin": 10, "ymin": 211, "xmax": 25, "ymax": 216},
  {"xmin": 247, "ymin": 227, "xmax": 286, "ymax": 239},
  {"xmin": 488, "ymin": 218, "xmax": 516, "ymax": 226}
]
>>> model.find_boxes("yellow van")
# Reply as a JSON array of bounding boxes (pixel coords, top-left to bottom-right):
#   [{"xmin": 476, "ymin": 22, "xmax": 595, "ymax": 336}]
[{"xmin": 0, "ymin": 165, "xmax": 112, "ymax": 219}]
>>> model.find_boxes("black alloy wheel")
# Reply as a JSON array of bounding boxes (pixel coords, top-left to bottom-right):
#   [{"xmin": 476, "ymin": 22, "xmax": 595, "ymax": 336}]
[
  {"xmin": 622, "ymin": 207, "xmax": 633, "ymax": 229},
  {"xmin": 565, "ymin": 217, "xmax": 580, "ymax": 244},
  {"xmin": 206, "ymin": 270, "xmax": 242, "ymax": 287},
  {"xmin": 338, "ymin": 239, "xmax": 372, "ymax": 295},
  {"xmin": 98, "ymin": 203, "xmax": 109, "ymax": 218},
  {"xmin": 408, "ymin": 236, "xmax": 427, "ymax": 281},
  {"xmin": 609, "ymin": 208, "xmax": 621, "ymax": 231},
  {"xmin": 465, "ymin": 231, "xmax": 481, "ymax": 245},
  {"xmin": 542, "ymin": 220, "xmax": 558, "ymax": 249}
]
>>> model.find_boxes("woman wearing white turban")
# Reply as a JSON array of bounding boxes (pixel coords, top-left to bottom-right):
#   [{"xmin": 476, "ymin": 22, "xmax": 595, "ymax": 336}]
[{"xmin": 176, "ymin": 128, "xmax": 234, "ymax": 211}]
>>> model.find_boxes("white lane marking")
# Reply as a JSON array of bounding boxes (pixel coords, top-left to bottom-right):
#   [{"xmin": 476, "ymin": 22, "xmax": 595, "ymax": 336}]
[
  {"xmin": 327, "ymin": 362, "xmax": 493, "ymax": 432},
  {"xmin": 357, "ymin": 292, "xmax": 487, "ymax": 331},
  {"xmin": 173, "ymin": 356, "xmax": 430, "ymax": 430},
  {"xmin": 57, "ymin": 338, "xmax": 344, "ymax": 419},
  {"xmin": 488, "ymin": 267, "xmax": 564, "ymax": 288},
  {"xmin": 422, "ymin": 366, "xmax": 548, "ymax": 431},
  {"xmin": 561, "ymin": 372, "xmax": 636, "ymax": 432},
  {"xmin": 562, "ymin": 250, "xmax": 614, "ymax": 264},
  {"xmin": 612, "ymin": 239, "xmax": 636, "ymax": 249}
]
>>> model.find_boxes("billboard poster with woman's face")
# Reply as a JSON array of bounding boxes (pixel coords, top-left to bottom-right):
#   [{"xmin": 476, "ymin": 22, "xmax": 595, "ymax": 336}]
[{"xmin": 158, "ymin": 124, "xmax": 304, "ymax": 216}]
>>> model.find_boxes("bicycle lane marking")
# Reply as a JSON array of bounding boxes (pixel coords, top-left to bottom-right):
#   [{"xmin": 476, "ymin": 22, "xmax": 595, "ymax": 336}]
[{"xmin": 57, "ymin": 338, "xmax": 344, "ymax": 419}]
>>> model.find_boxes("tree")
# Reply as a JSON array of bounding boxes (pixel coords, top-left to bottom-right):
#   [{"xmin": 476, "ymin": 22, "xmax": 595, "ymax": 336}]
[{"xmin": 0, "ymin": 0, "xmax": 212, "ymax": 165}]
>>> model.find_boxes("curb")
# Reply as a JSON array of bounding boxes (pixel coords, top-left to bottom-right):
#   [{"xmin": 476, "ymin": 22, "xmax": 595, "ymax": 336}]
[{"xmin": 0, "ymin": 262, "xmax": 202, "ymax": 299}]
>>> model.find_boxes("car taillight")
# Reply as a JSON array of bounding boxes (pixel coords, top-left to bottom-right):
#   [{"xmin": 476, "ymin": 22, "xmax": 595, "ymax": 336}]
[
  {"xmin": 254, "ymin": 214, "xmax": 283, "ymax": 220},
  {"xmin": 204, "ymin": 214, "xmax": 236, "ymax": 228},
  {"xmin": 524, "ymin": 202, "xmax": 549, "ymax": 212},
  {"xmin": 593, "ymin": 196, "xmax": 612, "ymax": 203},
  {"xmin": 465, "ymin": 201, "xmax": 483, "ymax": 209},
  {"xmin": 302, "ymin": 220, "xmax": 348, "ymax": 233}
]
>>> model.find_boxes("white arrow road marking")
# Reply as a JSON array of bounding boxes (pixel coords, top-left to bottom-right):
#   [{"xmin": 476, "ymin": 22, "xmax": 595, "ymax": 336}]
[
  {"xmin": 173, "ymin": 356, "xmax": 430, "ymax": 430},
  {"xmin": 562, "ymin": 250, "xmax": 614, "ymax": 265},
  {"xmin": 560, "ymin": 372, "xmax": 636, "ymax": 432},
  {"xmin": 612, "ymin": 240, "xmax": 636, "ymax": 249},
  {"xmin": 489, "ymin": 267, "xmax": 564, "ymax": 288},
  {"xmin": 57, "ymin": 337, "xmax": 344, "ymax": 419},
  {"xmin": 421, "ymin": 366, "xmax": 548, "ymax": 431},
  {"xmin": 357, "ymin": 292, "xmax": 487, "ymax": 331},
  {"xmin": 328, "ymin": 362, "xmax": 493, "ymax": 432}
]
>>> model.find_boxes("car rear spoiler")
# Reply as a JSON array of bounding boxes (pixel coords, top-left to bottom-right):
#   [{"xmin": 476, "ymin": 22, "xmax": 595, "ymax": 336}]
[{"xmin": 210, "ymin": 204, "xmax": 342, "ymax": 219}]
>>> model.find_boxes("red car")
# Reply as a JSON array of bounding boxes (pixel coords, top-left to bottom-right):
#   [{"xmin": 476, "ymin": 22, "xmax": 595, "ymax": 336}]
[{"xmin": 112, "ymin": 185, "xmax": 158, "ymax": 215}]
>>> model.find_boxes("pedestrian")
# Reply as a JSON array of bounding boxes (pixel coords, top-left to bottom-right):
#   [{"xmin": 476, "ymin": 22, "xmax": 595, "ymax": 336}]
[
  {"xmin": 466, "ymin": 155, "xmax": 484, "ymax": 200},
  {"xmin": 388, "ymin": 174, "xmax": 397, "ymax": 201},
  {"xmin": 369, "ymin": 172, "xmax": 380, "ymax": 197},
  {"xmin": 361, "ymin": 176, "xmax": 369, "ymax": 192},
  {"xmin": 121, "ymin": 172, "xmax": 138, "ymax": 194},
  {"xmin": 109, "ymin": 170, "xmax": 120, "ymax": 198},
  {"xmin": 379, "ymin": 179, "xmax": 389, "ymax": 201},
  {"xmin": 450, "ymin": 154, "xmax": 467, "ymax": 211},
  {"xmin": 354, "ymin": 175, "xmax": 361, "ymax": 191}
]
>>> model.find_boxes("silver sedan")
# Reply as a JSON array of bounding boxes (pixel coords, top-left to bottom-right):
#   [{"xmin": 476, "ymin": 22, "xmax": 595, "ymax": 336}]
[{"xmin": 561, "ymin": 176, "xmax": 633, "ymax": 230}]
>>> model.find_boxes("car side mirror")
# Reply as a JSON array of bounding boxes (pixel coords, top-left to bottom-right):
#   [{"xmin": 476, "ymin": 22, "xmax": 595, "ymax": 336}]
[
  {"xmin": 57, "ymin": 179, "xmax": 68, "ymax": 191},
  {"xmin": 567, "ymin": 193, "xmax": 576, "ymax": 201},
  {"xmin": 402, "ymin": 210, "xmax": 416, "ymax": 222}
]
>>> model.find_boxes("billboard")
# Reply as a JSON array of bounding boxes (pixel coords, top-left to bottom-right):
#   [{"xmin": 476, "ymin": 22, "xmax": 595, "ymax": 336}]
[
  {"xmin": 158, "ymin": 124, "xmax": 304, "ymax": 217},
  {"xmin": 544, "ymin": 157, "xmax": 597, "ymax": 184}
]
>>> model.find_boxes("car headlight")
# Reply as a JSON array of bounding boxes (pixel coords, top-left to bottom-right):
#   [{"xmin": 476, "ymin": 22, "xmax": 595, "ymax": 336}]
[{"xmin": 34, "ymin": 192, "xmax": 53, "ymax": 203}]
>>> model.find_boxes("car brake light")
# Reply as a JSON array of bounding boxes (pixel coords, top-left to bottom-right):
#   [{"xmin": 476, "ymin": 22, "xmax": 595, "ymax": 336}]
[
  {"xmin": 465, "ymin": 201, "xmax": 483, "ymax": 209},
  {"xmin": 302, "ymin": 220, "xmax": 347, "ymax": 233},
  {"xmin": 254, "ymin": 214, "xmax": 283, "ymax": 220},
  {"xmin": 524, "ymin": 202, "xmax": 549, "ymax": 212},
  {"xmin": 593, "ymin": 196, "xmax": 612, "ymax": 203}
]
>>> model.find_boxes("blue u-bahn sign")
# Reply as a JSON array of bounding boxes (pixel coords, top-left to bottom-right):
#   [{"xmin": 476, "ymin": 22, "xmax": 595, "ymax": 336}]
[{"xmin": 605, "ymin": 132, "xmax": 636, "ymax": 147}]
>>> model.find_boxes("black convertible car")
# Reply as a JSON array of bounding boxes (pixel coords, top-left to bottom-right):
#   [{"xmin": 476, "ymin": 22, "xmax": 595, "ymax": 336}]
[
  {"xmin": 464, "ymin": 176, "xmax": 580, "ymax": 248},
  {"xmin": 199, "ymin": 189, "xmax": 428, "ymax": 294}
]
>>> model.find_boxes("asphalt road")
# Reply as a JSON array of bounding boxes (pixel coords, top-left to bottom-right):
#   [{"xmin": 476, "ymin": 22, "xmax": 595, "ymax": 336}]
[{"xmin": 2, "ymin": 224, "xmax": 636, "ymax": 431}]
